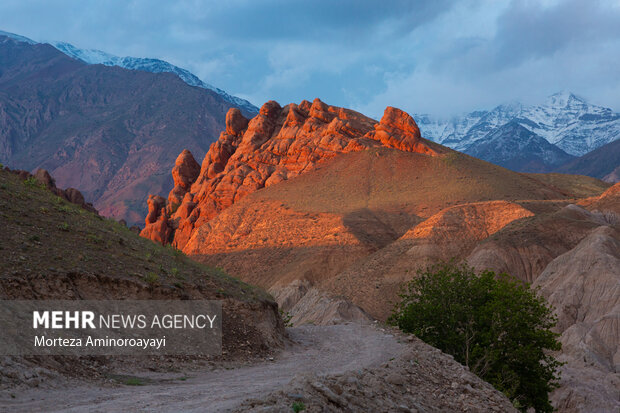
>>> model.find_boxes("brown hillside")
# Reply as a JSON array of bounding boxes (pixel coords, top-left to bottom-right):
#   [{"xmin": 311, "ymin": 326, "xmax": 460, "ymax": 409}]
[
  {"xmin": 0, "ymin": 168, "xmax": 284, "ymax": 386},
  {"xmin": 180, "ymin": 147, "xmax": 605, "ymax": 319},
  {"xmin": 140, "ymin": 100, "xmax": 609, "ymax": 320},
  {"xmin": 138, "ymin": 100, "xmax": 617, "ymax": 412}
]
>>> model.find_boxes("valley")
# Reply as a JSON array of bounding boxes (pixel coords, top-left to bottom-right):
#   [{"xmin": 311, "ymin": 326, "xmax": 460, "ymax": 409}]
[{"xmin": 1, "ymin": 10, "xmax": 619, "ymax": 411}]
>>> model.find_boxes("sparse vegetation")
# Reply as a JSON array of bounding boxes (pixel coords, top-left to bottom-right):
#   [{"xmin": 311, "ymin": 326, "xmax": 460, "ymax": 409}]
[
  {"xmin": 56, "ymin": 204, "xmax": 74, "ymax": 213},
  {"xmin": 87, "ymin": 233, "xmax": 104, "ymax": 244},
  {"xmin": 24, "ymin": 176, "xmax": 44, "ymax": 188},
  {"xmin": 123, "ymin": 377, "xmax": 145, "ymax": 386},
  {"xmin": 0, "ymin": 168, "xmax": 273, "ymax": 305},
  {"xmin": 291, "ymin": 401, "xmax": 306, "ymax": 412},
  {"xmin": 171, "ymin": 267, "xmax": 184, "ymax": 280},
  {"xmin": 389, "ymin": 263, "xmax": 562, "ymax": 413},
  {"xmin": 279, "ymin": 309, "xmax": 294, "ymax": 327},
  {"xmin": 144, "ymin": 272, "xmax": 160, "ymax": 285}
]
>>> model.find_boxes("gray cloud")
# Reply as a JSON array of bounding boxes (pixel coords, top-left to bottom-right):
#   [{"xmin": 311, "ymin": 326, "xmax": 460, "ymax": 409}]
[{"xmin": 0, "ymin": 0, "xmax": 618, "ymax": 117}]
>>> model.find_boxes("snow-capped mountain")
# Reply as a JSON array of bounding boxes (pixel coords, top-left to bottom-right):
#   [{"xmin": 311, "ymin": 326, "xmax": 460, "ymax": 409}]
[
  {"xmin": 0, "ymin": 30, "xmax": 36, "ymax": 45},
  {"xmin": 50, "ymin": 41, "xmax": 258, "ymax": 114},
  {"xmin": 464, "ymin": 121, "xmax": 574, "ymax": 172},
  {"xmin": 417, "ymin": 92, "xmax": 620, "ymax": 156},
  {"xmin": 0, "ymin": 30, "xmax": 257, "ymax": 114}
]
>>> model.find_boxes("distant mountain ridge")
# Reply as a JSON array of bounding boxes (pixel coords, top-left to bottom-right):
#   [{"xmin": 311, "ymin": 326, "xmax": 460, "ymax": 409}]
[
  {"xmin": 555, "ymin": 138, "xmax": 620, "ymax": 183},
  {"xmin": 0, "ymin": 33, "xmax": 254, "ymax": 225},
  {"xmin": 464, "ymin": 121, "xmax": 575, "ymax": 173},
  {"xmin": 0, "ymin": 30, "xmax": 258, "ymax": 114},
  {"xmin": 416, "ymin": 92, "xmax": 620, "ymax": 157}
]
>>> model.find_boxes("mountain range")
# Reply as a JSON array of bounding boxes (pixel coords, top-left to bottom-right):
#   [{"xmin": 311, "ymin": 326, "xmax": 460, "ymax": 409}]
[
  {"xmin": 0, "ymin": 32, "xmax": 256, "ymax": 225},
  {"xmin": 1, "ymin": 27, "xmax": 619, "ymax": 411},
  {"xmin": 50, "ymin": 41, "xmax": 258, "ymax": 115},
  {"xmin": 0, "ymin": 30, "xmax": 258, "ymax": 114},
  {"xmin": 140, "ymin": 100, "xmax": 619, "ymax": 411},
  {"xmin": 416, "ymin": 92, "xmax": 620, "ymax": 177}
]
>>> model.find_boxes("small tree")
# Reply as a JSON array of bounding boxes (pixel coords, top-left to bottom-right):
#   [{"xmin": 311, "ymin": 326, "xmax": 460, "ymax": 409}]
[{"xmin": 388, "ymin": 263, "xmax": 562, "ymax": 412}]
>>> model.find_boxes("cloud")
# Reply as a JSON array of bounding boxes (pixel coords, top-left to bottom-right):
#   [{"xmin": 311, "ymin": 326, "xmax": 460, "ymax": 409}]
[
  {"xmin": 359, "ymin": 0, "xmax": 620, "ymax": 116},
  {"xmin": 0, "ymin": 0, "xmax": 619, "ymax": 116}
]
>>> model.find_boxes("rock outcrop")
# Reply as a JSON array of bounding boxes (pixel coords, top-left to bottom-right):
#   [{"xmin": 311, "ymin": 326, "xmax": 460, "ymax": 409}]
[
  {"xmin": 533, "ymin": 226, "xmax": 620, "ymax": 412},
  {"xmin": 269, "ymin": 280, "xmax": 373, "ymax": 326},
  {"xmin": 4, "ymin": 166, "xmax": 97, "ymax": 213},
  {"xmin": 168, "ymin": 149, "xmax": 201, "ymax": 207},
  {"xmin": 467, "ymin": 204, "xmax": 606, "ymax": 283},
  {"xmin": 140, "ymin": 99, "xmax": 440, "ymax": 248}
]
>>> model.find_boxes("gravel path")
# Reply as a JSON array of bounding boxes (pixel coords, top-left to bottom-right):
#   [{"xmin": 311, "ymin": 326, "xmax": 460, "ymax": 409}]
[{"xmin": 1, "ymin": 323, "xmax": 405, "ymax": 412}]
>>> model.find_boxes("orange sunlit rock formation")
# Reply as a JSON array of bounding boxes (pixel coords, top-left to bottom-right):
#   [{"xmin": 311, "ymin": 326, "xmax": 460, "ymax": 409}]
[{"xmin": 140, "ymin": 98, "xmax": 439, "ymax": 246}]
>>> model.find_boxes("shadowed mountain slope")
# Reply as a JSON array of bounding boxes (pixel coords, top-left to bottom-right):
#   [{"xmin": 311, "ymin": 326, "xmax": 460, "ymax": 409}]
[
  {"xmin": 555, "ymin": 138, "xmax": 620, "ymax": 183},
  {"xmin": 464, "ymin": 121, "xmax": 575, "ymax": 172},
  {"xmin": 0, "ymin": 35, "xmax": 254, "ymax": 225}
]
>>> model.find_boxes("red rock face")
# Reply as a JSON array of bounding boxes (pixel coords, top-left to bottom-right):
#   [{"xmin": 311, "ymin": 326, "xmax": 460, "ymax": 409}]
[
  {"xmin": 168, "ymin": 150, "xmax": 201, "ymax": 207},
  {"xmin": 140, "ymin": 99, "xmax": 439, "ymax": 248}
]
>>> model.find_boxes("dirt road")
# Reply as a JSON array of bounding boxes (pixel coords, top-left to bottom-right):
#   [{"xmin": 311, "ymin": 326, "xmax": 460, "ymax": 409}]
[{"xmin": 1, "ymin": 323, "xmax": 405, "ymax": 412}]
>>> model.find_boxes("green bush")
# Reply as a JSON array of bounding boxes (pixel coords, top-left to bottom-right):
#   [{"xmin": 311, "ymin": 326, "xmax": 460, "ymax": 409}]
[
  {"xmin": 388, "ymin": 263, "xmax": 562, "ymax": 412},
  {"xmin": 291, "ymin": 401, "xmax": 306, "ymax": 412}
]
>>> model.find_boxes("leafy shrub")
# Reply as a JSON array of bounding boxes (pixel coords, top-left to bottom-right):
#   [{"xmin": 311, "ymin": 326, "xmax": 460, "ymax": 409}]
[
  {"xmin": 123, "ymin": 377, "xmax": 145, "ymax": 386},
  {"xmin": 57, "ymin": 222, "xmax": 70, "ymax": 232},
  {"xmin": 389, "ymin": 263, "xmax": 562, "ymax": 412},
  {"xmin": 56, "ymin": 204, "xmax": 74, "ymax": 213}
]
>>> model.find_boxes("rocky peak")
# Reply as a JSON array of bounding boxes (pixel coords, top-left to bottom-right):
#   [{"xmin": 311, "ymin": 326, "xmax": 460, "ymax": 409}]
[
  {"xmin": 545, "ymin": 91, "xmax": 586, "ymax": 108},
  {"xmin": 369, "ymin": 106, "xmax": 433, "ymax": 154},
  {"xmin": 140, "ymin": 99, "xmax": 440, "ymax": 248},
  {"xmin": 225, "ymin": 108, "xmax": 249, "ymax": 136},
  {"xmin": 168, "ymin": 150, "xmax": 200, "ymax": 206}
]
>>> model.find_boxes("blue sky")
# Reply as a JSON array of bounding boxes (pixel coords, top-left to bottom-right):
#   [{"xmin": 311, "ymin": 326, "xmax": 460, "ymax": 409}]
[{"xmin": 1, "ymin": 0, "xmax": 619, "ymax": 117}]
